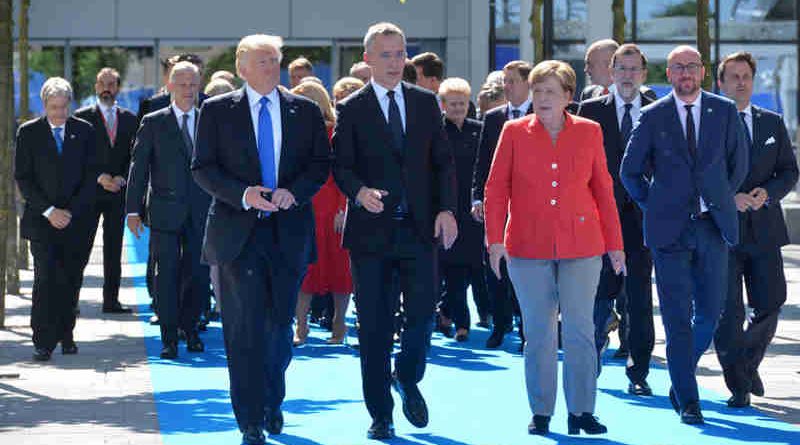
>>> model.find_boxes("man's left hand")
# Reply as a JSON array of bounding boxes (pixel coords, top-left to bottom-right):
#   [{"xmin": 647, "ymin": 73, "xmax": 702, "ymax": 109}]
[
  {"xmin": 749, "ymin": 187, "xmax": 768, "ymax": 211},
  {"xmin": 271, "ymin": 188, "xmax": 297, "ymax": 210},
  {"xmin": 434, "ymin": 211, "xmax": 458, "ymax": 250}
]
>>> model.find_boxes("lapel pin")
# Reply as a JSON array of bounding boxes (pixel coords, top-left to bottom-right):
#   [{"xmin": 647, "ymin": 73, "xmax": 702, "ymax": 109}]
[
  {"xmin": 70, "ymin": 134, "xmax": 76, "ymax": 139},
  {"xmin": 289, "ymin": 108, "xmax": 296, "ymax": 115},
  {"xmin": 706, "ymin": 108, "xmax": 713, "ymax": 113}
]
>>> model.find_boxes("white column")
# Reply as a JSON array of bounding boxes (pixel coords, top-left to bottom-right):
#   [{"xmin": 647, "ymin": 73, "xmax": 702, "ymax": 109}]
[
  {"xmin": 519, "ymin": 0, "xmax": 533, "ymax": 63},
  {"xmin": 586, "ymin": 0, "xmax": 614, "ymax": 44}
]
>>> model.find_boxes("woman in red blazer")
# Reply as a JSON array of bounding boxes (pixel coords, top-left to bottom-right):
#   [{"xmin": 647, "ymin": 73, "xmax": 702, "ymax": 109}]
[{"xmin": 484, "ymin": 60, "xmax": 625, "ymax": 436}]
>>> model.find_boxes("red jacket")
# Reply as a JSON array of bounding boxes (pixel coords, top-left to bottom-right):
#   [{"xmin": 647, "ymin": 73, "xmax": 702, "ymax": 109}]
[{"xmin": 484, "ymin": 113, "xmax": 623, "ymax": 259}]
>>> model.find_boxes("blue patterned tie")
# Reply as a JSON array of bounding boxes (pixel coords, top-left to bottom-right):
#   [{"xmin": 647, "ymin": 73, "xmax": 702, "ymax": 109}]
[
  {"xmin": 258, "ymin": 96, "xmax": 276, "ymax": 216},
  {"xmin": 53, "ymin": 127, "xmax": 63, "ymax": 154}
]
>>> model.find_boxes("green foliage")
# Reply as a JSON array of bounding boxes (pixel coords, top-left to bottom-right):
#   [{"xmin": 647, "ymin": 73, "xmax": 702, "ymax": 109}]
[
  {"xmin": 655, "ymin": 1, "xmax": 696, "ymax": 18},
  {"xmin": 281, "ymin": 47, "xmax": 332, "ymax": 69},
  {"xmin": 204, "ymin": 47, "xmax": 238, "ymax": 85},
  {"xmin": 28, "ymin": 47, "xmax": 63, "ymax": 78},
  {"xmin": 72, "ymin": 47, "xmax": 128, "ymax": 102},
  {"xmin": 646, "ymin": 62, "xmax": 669, "ymax": 85}
]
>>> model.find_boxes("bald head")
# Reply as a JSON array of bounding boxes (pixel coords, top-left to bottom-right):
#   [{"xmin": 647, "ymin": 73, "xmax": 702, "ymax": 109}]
[{"xmin": 667, "ymin": 45, "xmax": 702, "ymax": 65}]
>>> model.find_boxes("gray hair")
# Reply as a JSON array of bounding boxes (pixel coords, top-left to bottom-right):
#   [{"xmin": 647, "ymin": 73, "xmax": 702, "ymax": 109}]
[
  {"xmin": 40, "ymin": 77, "xmax": 72, "ymax": 106},
  {"xmin": 169, "ymin": 61, "xmax": 200, "ymax": 83},
  {"xmin": 363, "ymin": 22, "xmax": 406, "ymax": 53}
]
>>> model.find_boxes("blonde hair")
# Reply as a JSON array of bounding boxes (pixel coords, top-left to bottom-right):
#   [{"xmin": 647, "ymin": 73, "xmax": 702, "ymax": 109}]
[
  {"xmin": 291, "ymin": 81, "xmax": 336, "ymax": 126},
  {"xmin": 529, "ymin": 60, "xmax": 577, "ymax": 96},
  {"xmin": 288, "ymin": 57, "xmax": 313, "ymax": 73},
  {"xmin": 235, "ymin": 34, "xmax": 284, "ymax": 76},
  {"xmin": 332, "ymin": 77, "xmax": 364, "ymax": 102},
  {"xmin": 204, "ymin": 78, "xmax": 235, "ymax": 97},
  {"xmin": 585, "ymin": 38, "xmax": 620, "ymax": 61},
  {"xmin": 210, "ymin": 70, "xmax": 236, "ymax": 84},
  {"xmin": 438, "ymin": 77, "xmax": 471, "ymax": 98},
  {"xmin": 40, "ymin": 77, "xmax": 72, "ymax": 105}
]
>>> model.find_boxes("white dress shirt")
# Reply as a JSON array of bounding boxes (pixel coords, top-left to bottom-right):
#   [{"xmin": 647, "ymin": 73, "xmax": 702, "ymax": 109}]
[
  {"xmin": 242, "ymin": 83, "xmax": 283, "ymax": 210},
  {"xmin": 507, "ymin": 98, "xmax": 532, "ymax": 120},
  {"xmin": 43, "ymin": 121, "xmax": 66, "ymax": 218},
  {"xmin": 613, "ymin": 89, "xmax": 642, "ymax": 130},
  {"xmin": 674, "ymin": 92, "xmax": 707, "ymax": 212},
  {"xmin": 739, "ymin": 103, "xmax": 753, "ymax": 140},
  {"xmin": 371, "ymin": 80, "xmax": 406, "ymax": 131},
  {"xmin": 171, "ymin": 102, "xmax": 196, "ymax": 146}
]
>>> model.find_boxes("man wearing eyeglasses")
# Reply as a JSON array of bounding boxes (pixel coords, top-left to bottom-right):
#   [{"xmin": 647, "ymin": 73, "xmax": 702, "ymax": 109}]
[
  {"xmin": 578, "ymin": 43, "xmax": 655, "ymax": 397},
  {"xmin": 620, "ymin": 45, "xmax": 749, "ymax": 425}
]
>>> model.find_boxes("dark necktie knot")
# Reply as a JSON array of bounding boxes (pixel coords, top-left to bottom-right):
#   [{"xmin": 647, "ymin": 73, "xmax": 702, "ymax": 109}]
[
  {"xmin": 624, "ymin": 103, "xmax": 633, "ymax": 112},
  {"xmin": 511, "ymin": 108, "xmax": 521, "ymax": 119},
  {"xmin": 684, "ymin": 104, "xmax": 694, "ymax": 113}
]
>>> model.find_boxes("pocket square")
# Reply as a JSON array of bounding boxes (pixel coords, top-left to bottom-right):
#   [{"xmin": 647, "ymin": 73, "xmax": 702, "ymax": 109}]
[{"xmin": 765, "ymin": 136, "xmax": 776, "ymax": 145}]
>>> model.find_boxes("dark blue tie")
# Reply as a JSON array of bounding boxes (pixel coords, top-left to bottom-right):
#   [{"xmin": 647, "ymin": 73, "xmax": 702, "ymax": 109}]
[
  {"xmin": 511, "ymin": 108, "xmax": 521, "ymax": 119},
  {"xmin": 258, "ymin": 96, "xmax": 276, "ymax": 216},
  {"xmin": 53, "ymin": 127, "xmax": 63, "ymax": 154},
  {"xmin": 621, "ymin": 103, "xmax": 633, "ymax": 145},
  {"xmin": 386, "ymin": 90, "xmax": 408, "ymax": 217},
  {"xmin": 740, "ymin": 111, "xmax": 753, "ymax": 149}
]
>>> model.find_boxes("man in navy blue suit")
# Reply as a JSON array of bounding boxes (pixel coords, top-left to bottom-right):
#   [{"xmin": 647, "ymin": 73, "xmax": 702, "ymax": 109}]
[
  {"xmin": 192, "ymin": 34, "xmax": 329, "ymax": 445},
  {"xmin": 714, "ymin": 52, "xmax": 798, "ymax": 408},
  {"xmin": 620, "ymin": 45, "xmax": 749, "ymax": 425}
]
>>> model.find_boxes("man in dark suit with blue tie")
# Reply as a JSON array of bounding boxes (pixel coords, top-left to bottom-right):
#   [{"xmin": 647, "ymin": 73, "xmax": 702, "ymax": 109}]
[
  {"xmin": 620, "ymin": 45, "xmax": 749, "ymax": 424},
  {"xmin": 192, "ymin": 34, "xmax": 329, "ymax": 445},
  {"xmin": 333, "ymin": 22, "xmax": 457, "ymax": 440},
  {"xmin": 15, "ymin": 77, "xmax": 97, "ymax": 361},
  {"xmin": 471, "ymin": 60, "xmax": 532, "ymax": 349},
  {"xmin": 714, "ymin": 51, "xmax": 798, "ymax": 408},
  {"xmin": 127, "ymin": 61, "xmax": 211, "ymax": 360},
  {"xmin": 578, "ymin": 43, "xmax": 656, "ymax": 395}
]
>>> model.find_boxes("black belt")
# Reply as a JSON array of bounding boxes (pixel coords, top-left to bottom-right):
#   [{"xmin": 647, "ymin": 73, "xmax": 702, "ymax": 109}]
[{"xmin": 690, "ymin": 212, "xmax": 711, "ymax": 221}]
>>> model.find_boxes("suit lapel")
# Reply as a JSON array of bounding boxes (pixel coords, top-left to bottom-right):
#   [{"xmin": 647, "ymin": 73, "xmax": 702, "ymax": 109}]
[
  {"xmin": 165, "ymin": 107, "xmax": 191, "ymax": 161},
  {"xmin": 92, "ymin": 105, "xmax": 115, "ymax": 149},
  {"xmin": 231, "ymin": 88, "xmax": 261, "ymax": 176},
  {"xmin": 665, "ymin": 93, "xmax": 692, "ymax": 165},
  {"xmin": 750, "ymin": 105, "xmax": 764, "ymax": 164},
  {"xmin": 602, "ymin": 94, "xmax": 624, "ymax": 154},
  {"xmin": 402, "ymin": 83, "xmax": 416, "ymax": 154},
  {"xmin": 363, "ymin": 83, "xmax": 396, "ymax": 153},
  {"xmin": 277, "ymin": 88, "xmax": 293, "ymax": 186}
]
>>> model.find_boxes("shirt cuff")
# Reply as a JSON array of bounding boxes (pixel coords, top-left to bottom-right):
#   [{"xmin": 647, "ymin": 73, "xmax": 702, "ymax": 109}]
[
  {"xmin": 42, "ymin": 206, "xmax": 55, "ymax": 218},
  {"xmin": 127, "ymin": 213, "xmax": 140, "ymax": 217},
  {"xmin": 472, "ymin": 199, "xmax": 483, "ymax": 207},
  {"xmin": 242, "ymin": 188, "xmax": 251, "ymax": 210}
]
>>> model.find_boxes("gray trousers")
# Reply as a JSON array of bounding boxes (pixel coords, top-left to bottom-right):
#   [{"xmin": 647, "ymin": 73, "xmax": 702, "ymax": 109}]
[{"xmin": 507, "ymin": 255, "xmax": 602, "ymax": 416}]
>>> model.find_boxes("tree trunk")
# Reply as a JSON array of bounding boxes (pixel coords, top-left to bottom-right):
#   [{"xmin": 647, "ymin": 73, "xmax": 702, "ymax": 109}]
[
  {"xmin": 0, "ymin": 0, "xmax": 13, "ymax": 328},
  {"xmin": 531, "ymin": 0, "xmax": 544, "ymax": 64},
  {"xmin": 697, "ymin": 0, "xmax": 712, "ymax": 91},
  {"xmin": 612, "ymin": 0, "xmax": 626, "ymax": 44},
  {"xmin": 17, "ymin": 0, "xmax": 29, "ymax": 270}
]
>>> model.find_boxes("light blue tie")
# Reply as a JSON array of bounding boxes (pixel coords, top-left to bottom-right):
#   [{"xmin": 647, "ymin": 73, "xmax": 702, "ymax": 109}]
[
  {"xmin": 258, "ymin": 96, "xmax": 276, "ymax": 216},
  {"xmin": 53, "ymin": 127, "xmax": 63, "ymax": 154}
]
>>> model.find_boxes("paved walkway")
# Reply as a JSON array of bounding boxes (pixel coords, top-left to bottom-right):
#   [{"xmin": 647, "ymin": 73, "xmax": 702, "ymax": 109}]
[{"xmin": 0, "ymin": 233, "xmax": 798, "ymax": 444}]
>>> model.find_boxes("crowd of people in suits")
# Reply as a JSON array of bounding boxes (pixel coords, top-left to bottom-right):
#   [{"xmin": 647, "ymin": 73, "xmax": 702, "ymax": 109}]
[{"xmin": 14, "ymin": 20, "xmax": 798, "ymax": 444}]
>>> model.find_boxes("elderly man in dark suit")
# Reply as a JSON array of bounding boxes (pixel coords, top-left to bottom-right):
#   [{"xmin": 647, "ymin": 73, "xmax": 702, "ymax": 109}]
[
  {"xmin": 126, "ymin": 61, "xmax": 211, "ymax": 360},
  {"xmin": 472, "ymin": 60, "xmax": 532, "ymax": 349},
  {"xmin": 578, "ymin": 43, "xmax": 656, "ymax": 395},
  {"xmin": 192, "ymin": 34, "xmax": 329, "ymax": 445},
  {"xmin": 714, "ymin": 51, "xmax": 799, "ymax": 408},
  {"xmin": 74, "ymin": 67, "xmax": 138, "ymax": 314},
  {"xmin": 621, "ymin": 45, "xmax": 749, "ymax": 425},
  {"xmin": 16, "ymin": 77, "xmax": 97, "ymax": 361},
  {"xmin": 333, "ymin": 22, "xmax": 457, "ymax": 440}
]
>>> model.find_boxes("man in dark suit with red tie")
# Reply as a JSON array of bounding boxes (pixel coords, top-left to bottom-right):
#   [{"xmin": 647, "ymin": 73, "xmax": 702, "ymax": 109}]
[
  {"xmin": 714, "ymin": 51, "xmax": 798, "ymax": 408},
  {"xmin": 16, "ymin": 77, "xmax": 97, "ymax": 361},
  {"xmin": 192, "ymin": 34, "xmax": 329, "ymax": 445},
  {"xmin": 471, "ymin": 60, "xmax": 532, "ymax": 349},
  {"xmin": 75, "ymin": 67, "xmax": 138, "ymax": 314},
  {"xmin": 333, "ymin": 22, "xmax": 457, "ymax": 440},
  {"xmin": 578, "ymin": 44, "xmax": 656, "ymax": 396}
]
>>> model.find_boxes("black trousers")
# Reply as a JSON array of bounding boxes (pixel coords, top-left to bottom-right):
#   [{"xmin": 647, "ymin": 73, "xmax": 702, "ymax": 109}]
[
  {"xmin": 30, "ymin": 237, "xmax": 85, "ymax": 351},
  {"xmin": 219, "ymin": 219, "xmax": 304, "ymax": 431},
  {"xmin": 84, "ymin": 190, "xmax": 125, "ymax": 307},
  {"xmin": 151, "ymin": 217, "xmax": 208, "ymax": 344},
  {"xmin": 714, "ymin": 245, "xmax": 785, "ymax": 394},
  {"xmin": 350, "ymin": 220, "xmax": 437, "ymax": 421},
  {"xmin": 485, "ymin": 257, "xmax": 520, "ymax": 333},
  {"xmin": 439, "ymin": 262, "xmax": 487, "ymax": 330}
]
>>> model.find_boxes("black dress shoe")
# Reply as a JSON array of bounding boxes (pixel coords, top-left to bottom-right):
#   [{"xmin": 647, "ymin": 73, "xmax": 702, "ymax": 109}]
[
  {"xmin": 668, "ymin": 387, "xmax": 680, "ymax": 413},
  {"xmin": 61, "ymin": 340, "xmax": 78, "ymax": 355},
  {"xmin": 485, "ymin": 330, "xmax": 505, "ymax": 349},
  {"xmin": 680, "ymin": 402, "xmax": 704, "ymax": 425},
  {"xmin": 367, "ymin": 417, "xmax": 395, "ymax": 440},
  {"xmin": 186, "ymin": 333, "xmax": 205, "ymax": 353},
  {"xmin": 528, "ymin": 415, "xmax": 550, "ymax": 435},
  {"xmin": 32, "ymin": 347, "xmax": 52, "ymax": 361},
  {"xmin": 241, "ymin": 424, "xmax": 265, "ymax": 445},
  {"xmin": 628, "ymin": 380, "xmax": 653, "ymax": 396},
  {"xmin": 102, "ymin": 303, "xmax": 133, "ymax": 314},
  {"xmin": 612, "ymin": 347, "xmax": 629, "ymax": 359},
  {"xmin": 436, "ymin": 319, "xmax": 454, "ymax": 338},
  {"xmin": 727, "ymin": 392, "xmax": 751, "ymax": 408},
  {"xmin": 392, "ymin": 376, "xmax": 428, "ymax": 428},
  {"xmin": 265, "ymin": 408, "xmax": 283, "ymax": 435},
  {"xmin": 567, "ymin": 413, "xmax": 607, "ymax": 435},
  {"xmin": 160, "ymin": 342, "xmax": 178, "ymax": 359},
  {"xmin": 751, "ymin": 370, "xmax": 765, "ymax": 397}
]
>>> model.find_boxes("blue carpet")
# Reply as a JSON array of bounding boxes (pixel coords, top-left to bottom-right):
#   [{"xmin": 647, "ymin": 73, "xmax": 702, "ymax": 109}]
[{"xmin": 124, "ymin": 229, "xmax": 800, "ymax": 445}]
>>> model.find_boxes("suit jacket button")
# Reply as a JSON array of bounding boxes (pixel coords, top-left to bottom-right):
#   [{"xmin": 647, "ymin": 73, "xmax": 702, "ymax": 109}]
[{"xmin": 550, "ymin": 199, "xmax": 557, "ymax": 206}]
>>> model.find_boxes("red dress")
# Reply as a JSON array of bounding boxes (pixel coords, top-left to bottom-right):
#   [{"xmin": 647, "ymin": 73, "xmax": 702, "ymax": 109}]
[{"xmin": 300, "ymin": 128, "xmax": 353, "ymax": 294}]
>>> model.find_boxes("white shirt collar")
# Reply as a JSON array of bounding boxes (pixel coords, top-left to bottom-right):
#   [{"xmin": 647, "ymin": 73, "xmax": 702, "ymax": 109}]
[
  {"xmin": 371, "ymin": 80, "xmax": 403, "ymax": 101},
  {"xmin": 613, "ymin": 88, "xmax": 642, "ymax": 110},
  {"xmin": 674, "ymin": 91, "xmax": 702, "ymax": 110},
  {"xmin": 508, "ymin": 98, "xmax": 531, "ymax": 116},
  {"xmin": 245, "ymin": 83, "xmax": 280, "ymax": 109},
  {"xmin": 740, "ymin": 103, "xmax": 753, "ymax": 117},
  {"xmin": 48, "ymin": 120, "xmax": 65, "ymax": 131},
  {"xmin": 97, "ymin": 101, "xmax": 116, "ymax": 115},
  {"xmin": 171, "ymin": 102, "xmax": 196, "ymax": 121}
]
